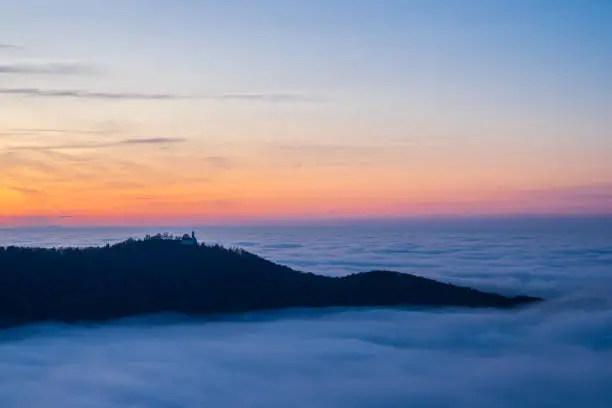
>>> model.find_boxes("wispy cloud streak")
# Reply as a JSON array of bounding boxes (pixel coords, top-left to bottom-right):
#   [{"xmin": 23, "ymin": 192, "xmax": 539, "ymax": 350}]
[
  {"xmin": 120, "ymin": 138, "xmax": 186, "ymax": 145},
  {"xmin": 0, "ymin": 63, "xmax": 94, "ymax": 75},
  {"xmin": 213, "ymin": 94, "xmax": 325, "ymax": 102},
  {"xmin": 4, "ymin": 138, "xmax": 187, "ymax": 152},
  {"xmin": 0, "ymin": 126, "xmax": 122, "ymax": 138},
  {"xmin": 0, "ymin": 88, "xmax": 179, "ymax": 100},
  {"xmin": 0, "ymin": 87, "xmax": 324, "ymax": 102},
  {"xmin": 0, "ymin": 43, "xmax": 20, "ymax": 50}
]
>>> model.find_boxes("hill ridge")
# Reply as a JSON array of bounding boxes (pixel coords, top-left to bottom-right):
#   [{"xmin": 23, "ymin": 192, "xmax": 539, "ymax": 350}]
[{"xmin": 0, "ymin": 234, "xmax": 542, "ymax": 328}]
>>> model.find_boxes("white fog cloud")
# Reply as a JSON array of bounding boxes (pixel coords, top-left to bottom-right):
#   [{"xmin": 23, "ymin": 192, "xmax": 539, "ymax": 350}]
[{"xmin": 0, "ymin": 304, "xmax": 611, "ymax": 408}]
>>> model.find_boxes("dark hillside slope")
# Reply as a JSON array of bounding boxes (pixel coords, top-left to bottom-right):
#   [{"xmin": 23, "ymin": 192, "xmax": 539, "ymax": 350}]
[{"xmin": 0, "ymin": 235, "xmax": 541, "ymax": 327}]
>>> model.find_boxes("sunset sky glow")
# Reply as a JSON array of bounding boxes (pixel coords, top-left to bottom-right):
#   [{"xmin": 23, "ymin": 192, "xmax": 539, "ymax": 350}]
[{"xmin": 1, "ymin": 0, "xmax": 611, "ymax": 226}]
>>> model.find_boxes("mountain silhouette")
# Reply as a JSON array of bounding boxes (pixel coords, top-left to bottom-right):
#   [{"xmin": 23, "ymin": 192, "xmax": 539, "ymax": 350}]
[{"xmin": 0, "ymin": 234, "xmax": 541, "ymax": 328}]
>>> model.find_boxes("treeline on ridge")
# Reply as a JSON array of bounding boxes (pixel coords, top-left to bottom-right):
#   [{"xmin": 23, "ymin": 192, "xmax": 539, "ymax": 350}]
[{"xmin": 0, "ymin": 234, "xmax": 541, "ymax": 327}]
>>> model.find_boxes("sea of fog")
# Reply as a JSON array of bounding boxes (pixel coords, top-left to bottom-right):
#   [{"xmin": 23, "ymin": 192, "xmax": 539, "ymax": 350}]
[{"xmin": 1, "ymin": 218, "xmax": 611, "ymax": 407}]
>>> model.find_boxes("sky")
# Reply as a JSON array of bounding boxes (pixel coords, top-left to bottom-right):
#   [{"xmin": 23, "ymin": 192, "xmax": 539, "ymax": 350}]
[{"xmin": 1, "ymin": 0, "xmax": 611, "ymax": 226}]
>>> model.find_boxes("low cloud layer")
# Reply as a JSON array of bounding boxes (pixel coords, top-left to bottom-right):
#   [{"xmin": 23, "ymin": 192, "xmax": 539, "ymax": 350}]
[
  {"xmin": 0, "ymin": 305, "xmax": 611, "ymax": 408},
  {"xmin": 0, "ymin": 222, "xmax": 610, "ymax": 407}
]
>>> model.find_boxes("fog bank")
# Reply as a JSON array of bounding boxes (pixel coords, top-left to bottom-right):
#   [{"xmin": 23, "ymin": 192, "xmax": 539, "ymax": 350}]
[{"xmin": 1, "ymin": 301, "xmax": 611, "ymax": 408}]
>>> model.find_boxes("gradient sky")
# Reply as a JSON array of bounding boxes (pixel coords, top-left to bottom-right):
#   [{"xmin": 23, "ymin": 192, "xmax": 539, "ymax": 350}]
[{"xmin": 1, "ymin": 0, "xmax": 611, "ymax": 226}]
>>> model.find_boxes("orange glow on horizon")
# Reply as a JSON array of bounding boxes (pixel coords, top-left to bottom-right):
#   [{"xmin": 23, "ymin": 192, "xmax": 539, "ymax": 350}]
[{"xmin": 2, "ymin": 116, "xmax": 610, "ymax": 226}]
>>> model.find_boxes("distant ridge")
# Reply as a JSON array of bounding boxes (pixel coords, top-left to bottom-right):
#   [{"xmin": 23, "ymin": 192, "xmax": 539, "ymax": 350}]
[{"xmin": 0, "ymin": 234, "xmax": 542, "ymax": 328}]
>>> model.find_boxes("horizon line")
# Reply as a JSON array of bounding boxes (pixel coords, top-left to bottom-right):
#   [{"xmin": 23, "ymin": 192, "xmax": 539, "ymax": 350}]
[{"xmin": 2, "ymin": 213, "xmax": 612, "ymax": 230}]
